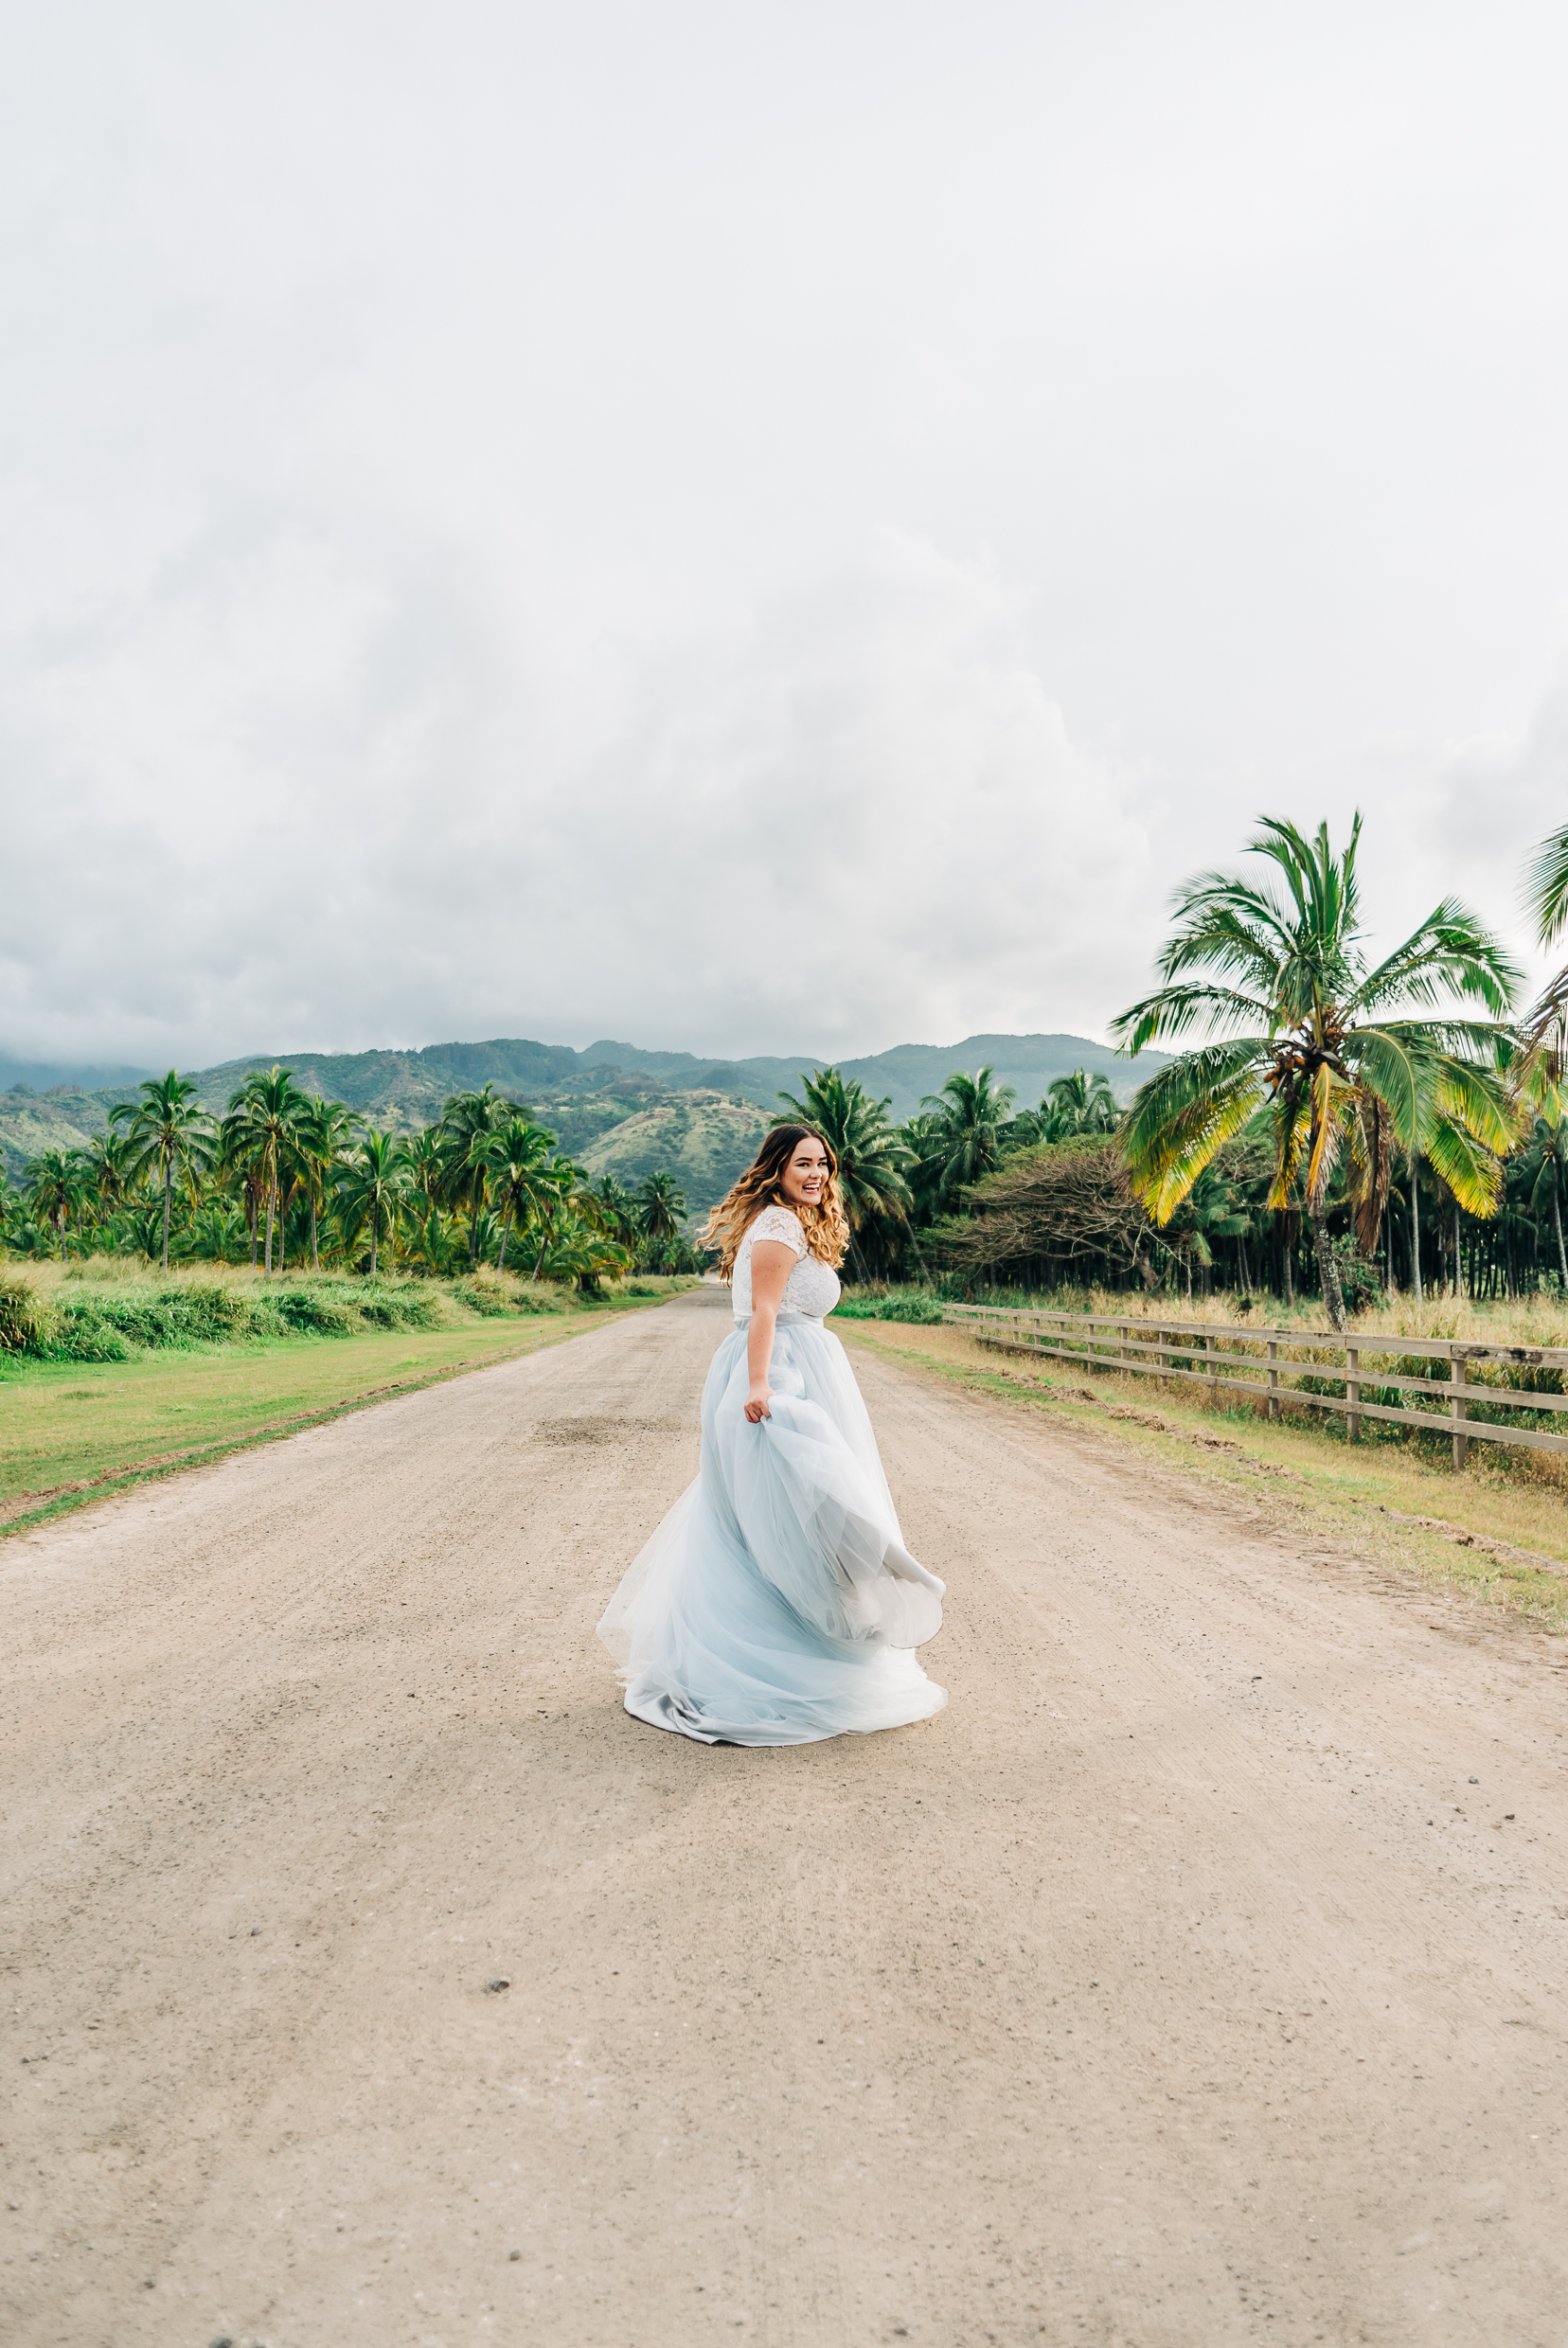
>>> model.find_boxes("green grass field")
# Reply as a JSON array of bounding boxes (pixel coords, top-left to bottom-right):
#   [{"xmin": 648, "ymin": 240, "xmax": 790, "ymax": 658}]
[{"xmin": 1, "ymin": 1265, "xmax": 696, "ymax": 1538}]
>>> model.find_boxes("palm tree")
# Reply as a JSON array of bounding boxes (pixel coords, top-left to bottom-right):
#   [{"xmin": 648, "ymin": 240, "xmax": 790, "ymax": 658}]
[
  {"xmin": 188, "ymin": 1201, "xmax": 246, "ymax": 1263},
  {"xmin": 1520, "ymin": 1100, "xmax": 1568, "ymax": 1286},
  {"xmin": 438, "ymin": 1083, "xmax": 519, "ymax": 1271},
  {"xmin": 223, "ymin": 1066, "xmax": 309, "ymax": 1274},
  {"xmin": 534, "ymin": 1200, "xmax": 633, "ymax": 1290},
  {"xmin": 23, "ymin": 1148, "xmax": 84, "ymax": 1256},
  {"xmin": 528, "ymin": 1156, "xmax": 588, "ymax": 1279},
  {"xmin": 773, "ymin": 1069, "xmax": 914, "ymax": 1270},
  {"xmin": 1040, "ymin": 1068, "xmax": 1119, "ymax": 1139},
  {"xmin": 110, "ymin": 1071, "xmax": 217, "ymax": 1272},
  {"xmin": 912, "ymin": 1066, "xmax": 1019, "ymax": 1212},
  {"xmin": 117, "ymin": 1202, "xmax": 176, "ymax": 1263},
  {"xmin": 405, "ymin": 1198, "xmax": 462, "ymax": 1275},
  {"xmin": 401, "ymin": 1126, "xmax": 447, "ymax": 1207},
  {"xmin": 212, "ymin": 1118, "xmax": 270, "ymax": 1268},
  {"xmin": 77, "ymin": 1131, "xmax": 141, "ymax": 1229},
  {"xmin": 592, "ymin": 1173, "xmax": 641, "ymax": 1249},
  {"xmin": 292, "ymin": 1097, "xmax": 362, "ymax": 1272},
  {"xmin": 635, "ymin": 1170, "xmax": 688, "ymax": 1242},
  {"xmin": 1522, "ymin": 819, "xmax": 1568, "ymax": 1052},
  {"xmin": 336, "ymin": 1130, "xmax": 409, "ymax": 1278},
  {"xmin": 1110, "ymin": 815, "xmax": 1520, "ymax": 1330},
  {"xmin": 485, "ymin": 1117, "xmax": 561, "ymax": 1272},
  {"xmin": 1162, "ymin": 1160, "xmax": 1253, "ymax": 1305}
]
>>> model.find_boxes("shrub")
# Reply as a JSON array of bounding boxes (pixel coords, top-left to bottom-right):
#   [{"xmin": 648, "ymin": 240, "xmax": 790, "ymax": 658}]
[
  {"xmin": 0, "ymin": 1276, "xmax": 58, "ymax": 1354},
  {"xmin": 452, "ymin": 1274, "xmax": 513, "ymax": 1318},
  {"xmin": 831, "ymin": 1286, "xmax": 946, "ymax": 1325},
  {"xmin": 353, "ymin": 1283, "xmax": 445, "ymax": 1330},
  {"xmin": 272, "ymin": 1289, "xmax": 358, "ymax": 1336}
]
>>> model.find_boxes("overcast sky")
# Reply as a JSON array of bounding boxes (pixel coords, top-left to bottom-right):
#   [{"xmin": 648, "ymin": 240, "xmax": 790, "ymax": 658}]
[{"xmin": 5, "ymin": 1, "xmax": 1567, "ymax": 1071}]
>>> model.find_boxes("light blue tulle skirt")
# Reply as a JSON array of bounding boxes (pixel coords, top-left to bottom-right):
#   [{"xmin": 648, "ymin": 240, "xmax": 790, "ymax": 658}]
[{"xmin": 597, "ymin": 1313, "xmax": 947, "ymax": 1745}]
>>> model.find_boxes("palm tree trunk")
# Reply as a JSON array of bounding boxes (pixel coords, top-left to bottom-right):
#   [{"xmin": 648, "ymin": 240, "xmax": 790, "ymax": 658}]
[
  {"xmin": 162, "ymin": 1162, "xmax": 172, "ymax": 1273},
  {"xmin": 264, "ymin": 1176, "xmax": 276, "ymax": 1275},
  {"xmin": 1310, "ymin": 1206, "xmax": 1346, "ymax": 1332},
  {"xmin": 248, "ymin": 1191, "xmax": 258, "ymax": 1268},
  {"xmin": 469, "ymin": 1192, "xmax": 480, "ymax": 1272},
  {"xmin": 369, "ymin": 1206, "xmax": 379, "ymax": 1280},
  {"xmin": 1553, "ymin": 1183, "xmax": 1568, "ymax": 1286},
  {"xmin": 311, "ymin": 1195, "xmax": 320, "ymax": 1273},
  {"xmin": 1409, "ymin": 1165, "xmax": 1422, "ymax": 1304},
  {"xmin": 499, "ymin": 1205, "xmax": 512, "ymax": 1272},
  {"xmin": 1281, "ymin": 1215, "xmax": 1294, "ymax": 1307}
]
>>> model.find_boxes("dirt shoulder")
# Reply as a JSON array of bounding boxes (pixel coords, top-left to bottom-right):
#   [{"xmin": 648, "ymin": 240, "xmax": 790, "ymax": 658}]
[{"xmin": 5, "ymin": 1288, "xmax": 1564, "ymax": 2346}]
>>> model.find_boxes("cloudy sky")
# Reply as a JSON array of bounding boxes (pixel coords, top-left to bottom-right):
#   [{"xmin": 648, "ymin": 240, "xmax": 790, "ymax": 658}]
[{"xmin": 5, "ymin": 1, "xmax": 1567, "ymax": 1071}]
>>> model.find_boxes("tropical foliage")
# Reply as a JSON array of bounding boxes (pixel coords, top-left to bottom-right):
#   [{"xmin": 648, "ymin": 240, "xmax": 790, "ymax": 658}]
[
  {"xmin": 1107, "ymin": 816, "xmax": 1520, "ymax": 1328},
  {"xmin": 4, "ymin": 1072, "xmax": 706, "ymax": 1287}
]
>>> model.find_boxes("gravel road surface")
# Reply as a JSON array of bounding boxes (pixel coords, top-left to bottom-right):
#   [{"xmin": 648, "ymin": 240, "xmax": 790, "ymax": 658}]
[{"xmin": 5, "ymin": 1286, "xmax": 1564, "ymax": 2346}]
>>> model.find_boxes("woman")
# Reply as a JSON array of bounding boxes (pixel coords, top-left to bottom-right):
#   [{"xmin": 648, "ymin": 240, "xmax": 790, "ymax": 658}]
[{"xmin": 597, "ymin": 1125, "xmax": 947, "ymax": 1745}]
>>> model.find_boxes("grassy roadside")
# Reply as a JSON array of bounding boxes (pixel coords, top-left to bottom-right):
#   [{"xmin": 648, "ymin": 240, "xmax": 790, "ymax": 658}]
[
  {"xmin": 830, "ymin": 1316, "xmax": 1568, "ymax": 1635},
  {"xmin": 1, "ymin": 1277, "xmax": 692, "ymax": 1541}
]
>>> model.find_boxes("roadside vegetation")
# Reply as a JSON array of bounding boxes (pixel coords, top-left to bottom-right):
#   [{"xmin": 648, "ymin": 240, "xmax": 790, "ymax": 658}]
[
  {"xmin": 0, "ymin": 1259, "xmax": 698, "ymax": 1538},
  {"xmin": 3, "ymin": 1073, "xmax": 706, "ymax": 1286}
]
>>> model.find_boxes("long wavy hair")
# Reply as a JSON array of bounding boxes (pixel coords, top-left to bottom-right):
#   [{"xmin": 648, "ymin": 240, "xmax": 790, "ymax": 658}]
[{"xmin": 703, "ymin": 1125, "xmax": 850, "ymax": 1279}]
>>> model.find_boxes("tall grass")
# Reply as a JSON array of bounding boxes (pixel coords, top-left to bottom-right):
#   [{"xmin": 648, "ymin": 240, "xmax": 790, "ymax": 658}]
[
  {"xmin": 0, "ymin": 1256, "xmax": 695, "ymax": 1364},
  {"xmin": 882, "ymin": 1276, "xmax": 1568, "ymax": 1352},
  {"xmin": 913, "ymin": 1279, "xmax": 1568, "ymax": 1487}
]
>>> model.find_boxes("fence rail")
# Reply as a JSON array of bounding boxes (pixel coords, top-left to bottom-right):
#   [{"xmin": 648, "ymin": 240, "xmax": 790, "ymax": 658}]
[{"xmin": 938, "ymin": 1302, "xmax": 1568, "ymax": 1467}]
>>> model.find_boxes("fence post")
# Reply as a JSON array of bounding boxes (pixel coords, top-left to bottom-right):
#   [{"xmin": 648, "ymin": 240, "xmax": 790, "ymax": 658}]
[
  {"xmin": 1267, "ymin": 1339, "xmax": 1279, "ymax": 1422},
  {"xmin": 1346, "ymin": 1344, "xmax": 1360, "ymax": 1443},
  {"xmin": 1120, "ymin": 1321, "xmax": 1129, "ymax": 1368},
  {"xmin": 1452, "ymin": 1344, "xmax": 1468, "ymax": 1469},
  {"xmin": 1206, "ymin": 1329, "xmax": 1217, "ymax": 1406}
]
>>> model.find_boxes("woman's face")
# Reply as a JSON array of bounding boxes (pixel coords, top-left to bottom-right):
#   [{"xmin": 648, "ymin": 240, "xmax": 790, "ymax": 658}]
[{"xmin": 777, "ymin": 1138, "xmax": 830, "ymax": 1209}]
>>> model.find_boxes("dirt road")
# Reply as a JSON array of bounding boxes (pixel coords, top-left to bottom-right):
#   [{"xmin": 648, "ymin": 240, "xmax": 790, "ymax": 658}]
[{"xmin": 5, "ymin": 1288, "xmax": 1565, "ymax": 2347}]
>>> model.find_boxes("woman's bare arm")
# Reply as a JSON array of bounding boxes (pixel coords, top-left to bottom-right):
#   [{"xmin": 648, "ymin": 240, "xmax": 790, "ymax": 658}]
[{"xmin": 743, "ymin": 1239, "xmax": 796, "ymax": 1423}]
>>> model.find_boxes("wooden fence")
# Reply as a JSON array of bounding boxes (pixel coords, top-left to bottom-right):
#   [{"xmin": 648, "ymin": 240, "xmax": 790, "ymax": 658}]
[{"xmin": 938, "ymin": 1302, "xmax": 1568, "ymax": 1468}]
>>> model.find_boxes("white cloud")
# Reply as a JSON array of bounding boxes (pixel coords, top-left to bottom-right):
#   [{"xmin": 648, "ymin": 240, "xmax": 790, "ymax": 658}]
[
  {"xmin": 1, "ymin": 520, "xmax": 1153, "ymax": 1060},
  {"xmin": 5, "ymin": 2, "xmax": 1568, "ymax": 1067}
]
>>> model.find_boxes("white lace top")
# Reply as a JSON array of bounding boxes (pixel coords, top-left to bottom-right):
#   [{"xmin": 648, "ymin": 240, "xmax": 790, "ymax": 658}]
[{"xmin": 731, "ymin": 1204, "xmax": 843, "ymax": 1323}]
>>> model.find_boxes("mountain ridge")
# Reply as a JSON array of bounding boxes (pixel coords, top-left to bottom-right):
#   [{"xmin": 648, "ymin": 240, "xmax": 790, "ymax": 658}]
[{"xmin": 1, "ymin": 1029, "xmax": 1167, "ymax": 1201}]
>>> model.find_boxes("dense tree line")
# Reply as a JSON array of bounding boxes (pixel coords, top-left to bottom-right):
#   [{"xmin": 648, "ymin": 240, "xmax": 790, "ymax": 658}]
[
  {"xmin": 2, "ymin": 1074, "xmax": 702, "ymax": 1287},
  {"xmin": 760, "ymin": 814, "xmax": 1568, "ymax": 1323}
]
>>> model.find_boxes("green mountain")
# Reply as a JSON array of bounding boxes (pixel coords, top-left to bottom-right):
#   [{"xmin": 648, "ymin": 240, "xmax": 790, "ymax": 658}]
[
  {"xmin": 0, "ymin": 1028, "xmax": 1164, "ymax": 1211},
  {"xmin": 577, "ymin": 1093, "xmax": 769, "ymax": 1205}
]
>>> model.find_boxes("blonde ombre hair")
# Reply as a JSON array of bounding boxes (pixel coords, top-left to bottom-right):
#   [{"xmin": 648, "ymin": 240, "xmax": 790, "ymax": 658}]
[{"xmin": 703, "ymin": 1125, "xmax": 850, "ymax": 1280}]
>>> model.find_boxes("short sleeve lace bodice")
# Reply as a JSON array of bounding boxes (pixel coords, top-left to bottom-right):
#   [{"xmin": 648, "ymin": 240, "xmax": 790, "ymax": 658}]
[{"xmin": 732, "ymin": 1205, "xmax": 843, "ymax": 1322}]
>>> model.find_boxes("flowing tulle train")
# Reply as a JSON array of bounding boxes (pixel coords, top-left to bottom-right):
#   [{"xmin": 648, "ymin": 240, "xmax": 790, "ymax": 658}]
[{"xmin": 597, "ymin": 1316, "xmax": 947, "ymax": 1745}]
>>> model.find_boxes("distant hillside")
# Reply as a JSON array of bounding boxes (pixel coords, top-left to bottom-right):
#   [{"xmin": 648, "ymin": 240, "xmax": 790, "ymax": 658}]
[
  {"xmin": 578, "ymin": 1093, "xmax": 769, "ymax": 1208},
  {"xmin": 0, "ymin": 1056, "xmax": 154, "ymax": 1094},
  {"xmin": 0, "ymin": 1028, "xmax": 1167, "ymax": 1197}
]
